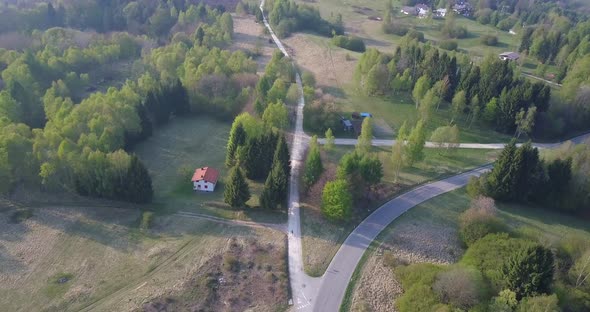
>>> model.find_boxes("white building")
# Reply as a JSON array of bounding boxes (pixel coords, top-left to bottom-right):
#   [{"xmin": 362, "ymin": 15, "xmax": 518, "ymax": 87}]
[{"xmin": 192, "ymin": 167, "xmax": 219, "ymax": 192}]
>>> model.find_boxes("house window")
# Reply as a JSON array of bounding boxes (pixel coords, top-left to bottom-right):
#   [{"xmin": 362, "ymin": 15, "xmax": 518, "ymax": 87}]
[{"xmin": 204, "ymin": 185, "xmax": 208, "ymax": 189}]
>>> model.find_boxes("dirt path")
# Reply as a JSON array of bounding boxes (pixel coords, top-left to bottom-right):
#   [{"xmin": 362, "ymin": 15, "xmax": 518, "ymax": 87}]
[{"xmin": 176, "ymin": 211, "xmax": 287, "ymax": 232}]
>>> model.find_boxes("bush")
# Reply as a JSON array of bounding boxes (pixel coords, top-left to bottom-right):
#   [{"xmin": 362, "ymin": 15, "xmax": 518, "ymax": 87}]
[
  {"xmin": 480, "ymin": 34, "xmax": 498, "ymax": 46},
  {"xmin": 396, "ymin": 263, "xmax": 447, "ymax": 312},
  {"xmin": 331, "ymin": 35, "xmax": 366, "ymax": 52},
  {"xmin": 433, "ymin": 267, "xmax": 485, "ymax": 310},
  {"xmin": 516, "ymin": 294, "xmax": 559, "ymax": 312},
  {"xmin": 223, "ymin": 255, "xmax": 240, "ymax": 272},
  {"xmin": 139, "ymin": 211, "xmax": 154, "ymax": 231},
  {"xmin": 496, "ymin": 17, "xmax": 517, "ymax": 31},
  {"xmin": 383, "ymin": 22, "xmax": 409, "ymax": 36},
  {"xmin": 10, "ymin": 208, "xmax": 33, "ymax": 223},
  {"xmin": 501, "ymin": 244, "xmax": 554, "ymax": 299},
  {"xmin": 439, "ymin": 40, "xmax": 458, "ymax": 51},
  {"xmin": 406, "ymin": 29, "xmax": 425, "ymax": 42},
  {"xmin": 466, "ymin": 177, "xmax": 483, "ymax": 198},
  {"xmin": 459, "ymin": 196, "xmax": 504, "ymax": 246}
]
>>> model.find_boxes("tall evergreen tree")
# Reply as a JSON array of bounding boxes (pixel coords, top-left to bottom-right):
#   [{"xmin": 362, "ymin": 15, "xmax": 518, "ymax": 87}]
[
  {"xmin": 260, "ymin": 160, "xmax": 288, "ymax": 209},
  {"xmin": 273, "ymin": 133, "xmax": 290, "ymax": 177},
  {"xmin": 324, "ymin": 128, "xmax": 335, "ymax": 151},
  {"xmin": 224, "ymin": 165, "xmax": 251, "ymax": 208},
  {"xmin": 123, "ymin": 155, "xmax": 153, "ymax": 204},
  {"xmin": 303, "ymin": 136, "xmax": 323, "ymax": 190},
  {"xmin": 391, "ymin": 121, "xmax": 408, "ymax": 182},
  {"xmin": 501, "ymin": 244, "xmax": 554, "ymax": 300},
  {"xmin": 485, "ymin": 140, "xmax": 517, "ymax": 200},
  {"xmin": 225, "ymin": 122, "xmax": 247, "ymax": 167}
]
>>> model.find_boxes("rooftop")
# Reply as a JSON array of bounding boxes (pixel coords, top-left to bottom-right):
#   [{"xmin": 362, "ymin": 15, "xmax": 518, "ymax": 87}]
[{"xmin": 191, "ymin": 167, "xmax": 220, "ymax": 184}]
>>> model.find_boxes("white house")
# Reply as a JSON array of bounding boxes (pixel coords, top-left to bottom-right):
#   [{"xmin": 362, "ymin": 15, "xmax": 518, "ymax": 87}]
[
  {"xmin": 499, "ymin": 51, "xmax": 520, "ymax": 61},
  {"xmin": 192, "ymin": 167, "xmax": 219, "ymax": 192},
  {"xmin": 435, "ymin": 8, "xmax": 447, "ymax": 18},
  {"xmin": 416, "ymin": 4, "xmax": 430, "ymax": 18}
]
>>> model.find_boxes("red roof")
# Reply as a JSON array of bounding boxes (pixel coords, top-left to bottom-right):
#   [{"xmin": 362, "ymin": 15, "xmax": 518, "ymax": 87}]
[{"xmin": 191, "ymin": 167, "xmax": 219, "ymax": 184}]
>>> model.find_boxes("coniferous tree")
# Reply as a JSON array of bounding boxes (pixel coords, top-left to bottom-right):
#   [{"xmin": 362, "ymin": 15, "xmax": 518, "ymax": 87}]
[
  {"xmin": 225, "ymin": 122, "xmax": 247, "ymax": 167},
  {"xmin": 224, "ymin": 165, "xmax": 251, "ymax": 208},
  {"xmin": 260, "ymin": 160, "xmax": 288, "ymax": 209},
  {"xmin": 273, "ymin": 134, "xmax": 291, "ymax": 179},
  {"xmin": 123, "ymin": 155, "xmax": 153, "ymax": 204},
  {"xmin": 485, "ymin": 140, "xmax": 517, "ymax": 200},
  {"xmin": 303, "ymin": 136, "xmax": 323, "ymax": 190},
  {"xmin": 501, "ymin": 244, "xmax": 554, "ymax": 300}
]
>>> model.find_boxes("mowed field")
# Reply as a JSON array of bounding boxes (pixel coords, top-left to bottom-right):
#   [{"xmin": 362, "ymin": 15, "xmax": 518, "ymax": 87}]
[
  {"xmin": 343, "ymin": 188, "xmax": 590, "ymax": 311},
  {"xmin": 133, "ymin": 116, "xmax": 287, "ymax": 224},
  {"xmin": 0, "ymin": 202, "xmax": 288, "ymax": 311},
  {"xmin": 300, "ymin": 145, "xmax": 499, "ymax": 276}
]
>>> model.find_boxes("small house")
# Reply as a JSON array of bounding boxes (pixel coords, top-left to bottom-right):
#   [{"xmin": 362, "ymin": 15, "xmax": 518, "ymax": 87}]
[
  {"xmin": 415, "ymin": 4, "xmax": 430, "ymax": 18},
  {"xmin": 499, "ymin": 52, "xmax": 519, "ymax": 61},
  {"xmin": 192, "ymin": 167, "xmax": 219, "ymax": 192},
  {"xmin": 434, "ymin": 8, "xmax": 447, "ymax": 18}
]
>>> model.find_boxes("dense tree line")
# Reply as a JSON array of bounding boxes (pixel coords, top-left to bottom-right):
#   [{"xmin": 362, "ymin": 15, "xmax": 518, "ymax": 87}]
[
  {"xmin": 355, "ymin": 42, "xmax": 551, "ymax": 134},
  {"xmin": 265, "ymin": 0, "xmax": 344, "ymax": 38},
  {"xmin": 0, "ymin": 1, "xmax": 233, "ymax": 39},
  {"xmin": 470, "ymin": 140, "xmax": 589, "ymax": 214}
]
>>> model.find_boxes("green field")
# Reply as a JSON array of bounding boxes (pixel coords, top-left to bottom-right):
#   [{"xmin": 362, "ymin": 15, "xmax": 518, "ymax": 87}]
[
  {"xmin": 342, "ymin": 188, "xmax": 590, "ymax": 311},
  {"xmin": 301, "ymin": 145, "xmax": 499, "ymax": 276},
  {"xmin": 133, "ymin": 116, "xmax": 287, "ymax": 223}
]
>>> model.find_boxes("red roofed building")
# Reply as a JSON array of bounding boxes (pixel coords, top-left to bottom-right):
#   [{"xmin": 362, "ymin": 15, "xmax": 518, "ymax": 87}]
[{"xmin": 192, "ymin": 167, "xmax": 219, "ymax": 192}]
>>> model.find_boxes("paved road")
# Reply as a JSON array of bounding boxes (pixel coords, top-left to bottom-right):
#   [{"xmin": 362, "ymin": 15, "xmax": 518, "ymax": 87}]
[
  {"xmin": 259, "ymin": 2, "xmax": 319, "ymax": 310},
  {"xmin": 319, "ymin": 133, "xmax": 590, "ymax": 150},
  {"xmin": 312, "ymin": 165, "xmax": 492, "ymax": 311}
]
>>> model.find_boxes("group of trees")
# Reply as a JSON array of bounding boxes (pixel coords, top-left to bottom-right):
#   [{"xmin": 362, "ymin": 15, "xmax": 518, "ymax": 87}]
[
  {"xmin": 331, "ymin": 35, "xmax": 366, "ymax": 52},
  {"xmin": 355, "ymin": 42, "xmax": 551, "ymax": 135},
  {"xmin": 265, "ymin": 0, "xmax": 344, "ymax": 38},
  {"xmin": 223, "ymin": 112, "xmax": 291, "ymax": 209},
  {"xmin": 321, "ymin": 118, "xmax": 383, "ymax": 222},
  {"xmin": 468, "ymin": 140, "xmax": 590, "ymax": 214},
  {"xmin": 0, "ymin": 1, "xmax": 233, "ymax": 39}
]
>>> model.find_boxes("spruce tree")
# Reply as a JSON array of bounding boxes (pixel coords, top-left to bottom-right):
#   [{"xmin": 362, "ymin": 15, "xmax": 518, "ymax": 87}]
[
  {"xmin": 303, "ymin": 136, "xmax": 323, "ymax": 190},
  {"xmin": 273, "ymin": 134, "xmax": 291, "ymax": 178},
  {"xmin": 224, "ymin": 165, "xmax": 251, "ymax": 208},
  {"xmin": 391, "ymin": 121, "xmax": 408, "ymax": 182},
  {"xmin": 485, "ymin": 140, "xmax": 517, "ymax": 200},
  {"xmin": 225, "ymin": 122, "xmax": 247, "ymax": 167},
  {"xmin": 501, "ymin": 244, "xmax": 554, "ymax": 300},
  {"xmin": 123, "ymin": 155, "xmax": 153, "ymax": 204},
  {"xmin": 260, "ymin": 161, "xmax": 288, "ymax": 209}
]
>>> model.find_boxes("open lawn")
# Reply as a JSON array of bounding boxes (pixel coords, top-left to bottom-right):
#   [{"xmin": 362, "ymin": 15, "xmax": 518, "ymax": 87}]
[
  {"xmin": 300, "ymin": 145, "xmax": 498, "ymax": 276},
  {"xmin": 133, "ymin": 116, "xmax": 287, "ymax": 224},
  {"xmin": 343, "ymin": 188, "xmax": 590, "ymax": 311},
  {"xmin": 0, "ymin": 203, "xmax": 288, "ymax": 311}
]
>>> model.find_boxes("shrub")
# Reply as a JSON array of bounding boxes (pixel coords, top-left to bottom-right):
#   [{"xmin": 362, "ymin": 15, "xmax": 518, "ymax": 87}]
[
  {"xmin": 480, "ymin": 34, "xmax": 498, "ymax": 46},
  {"xmin": 516, "ymin": 294, "xmax": 559, "ymax": 312},
  {"xmin": 497, "ymin": 17, "xmax": 517, "ymax": 31},
  {"xmin": 406, "ymin": 29, "xmax": 425, "ymax": 42},
  {"xmin": 382, "ymin": 22, "xmax": 409, "ymax": 36},
  {"xmin": 396, "ymin": 263, "xmax": 447, "ymax": 312},
  {"xmin": 459, "ymin": 196, "xmax": 504, "ymax": 246},
  {"xmin": 321, "ymin": 179, "xmax": 352, "ymax": 222},
  {"xmin": 331, "ymin": 35, "xmax": 366, "ymax": 52},
  {"xmin": 433, "ymin": 267, "xmax": 484, "ymax": 310},
  {"xmin": 466, "ymin": 177, "xmax": 483, "ymax": 198},
  {"xmin": 10, "ymin": 208, "xmax": 33, "ymax": 223},
  {"xmin": 223, "ymin": 255, "xmax": 240, "ymax": 272},
  {"xmin": 139, "ymin": 211, "xmax": 154, "ymax": 231},
  {"xmin": 439, "ymin": 40, "xmax": 458, "ymax": 51}
]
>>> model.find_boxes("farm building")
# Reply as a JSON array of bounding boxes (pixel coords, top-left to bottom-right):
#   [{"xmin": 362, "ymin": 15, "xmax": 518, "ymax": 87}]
[
  {"xmin": 192, "ymin": 167, "xmax": 219, "ymax": 192},
  {"xmin": 499, "ymin": 52, "xmax": 520, "ymax": 61},
  {"xmin": 400, "ymin": 6, "xmax": 416, "ymax": 15}
]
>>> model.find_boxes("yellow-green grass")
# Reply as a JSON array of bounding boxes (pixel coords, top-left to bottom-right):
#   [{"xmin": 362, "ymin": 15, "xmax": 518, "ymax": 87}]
[
  {"xmin": 301, "ymin": 145, "xmax": 499, "ymax": 276},
  {"xmin": 341, "ymin": 187, "xmax": 590, "ymax": 311},
  {"xmin": 133, "ymin": 116, "xmax": 286, "ymax": 224}
]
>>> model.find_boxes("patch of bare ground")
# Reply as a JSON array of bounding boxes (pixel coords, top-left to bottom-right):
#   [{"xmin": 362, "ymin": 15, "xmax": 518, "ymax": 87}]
[
  {"xmin": 0, "ymin": 201, "xmax": 287, "ymax": 311},
  {"xmin": 349, "ymin": 221, "xmax": 463, "ymax": 312},
  {"xmin": 281, "ymin": 34, "xmax": 356, "ymax": 90},
  {"xmin": 231, "ymin": 14, "xmax": 275, "ymax": 73},
  {"xmin": 142, "ymin": 235, "xmax": 288, "ymax": 312}
]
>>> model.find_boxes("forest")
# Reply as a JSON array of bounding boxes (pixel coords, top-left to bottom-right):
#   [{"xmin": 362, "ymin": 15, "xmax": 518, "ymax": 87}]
[{"xmin": 0, "ymin": 1, "xmax": 257, "ymax": 203}]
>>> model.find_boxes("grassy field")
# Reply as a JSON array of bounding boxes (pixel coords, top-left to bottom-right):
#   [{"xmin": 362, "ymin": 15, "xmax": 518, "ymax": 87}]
[
  {"xmin": 300, "ymin": 145, "xmax": 499, "ymax": 276},
  {"xmin": 133, "ymin": 116, "xmax": 287, "ymax": 224},
  {"xmin": 342, "ymin": 188, "xmax": 590, "ymax": 311},
  {"xmin": 0, "ymin": 202, "xmax": 288, "ymax": 312}
]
